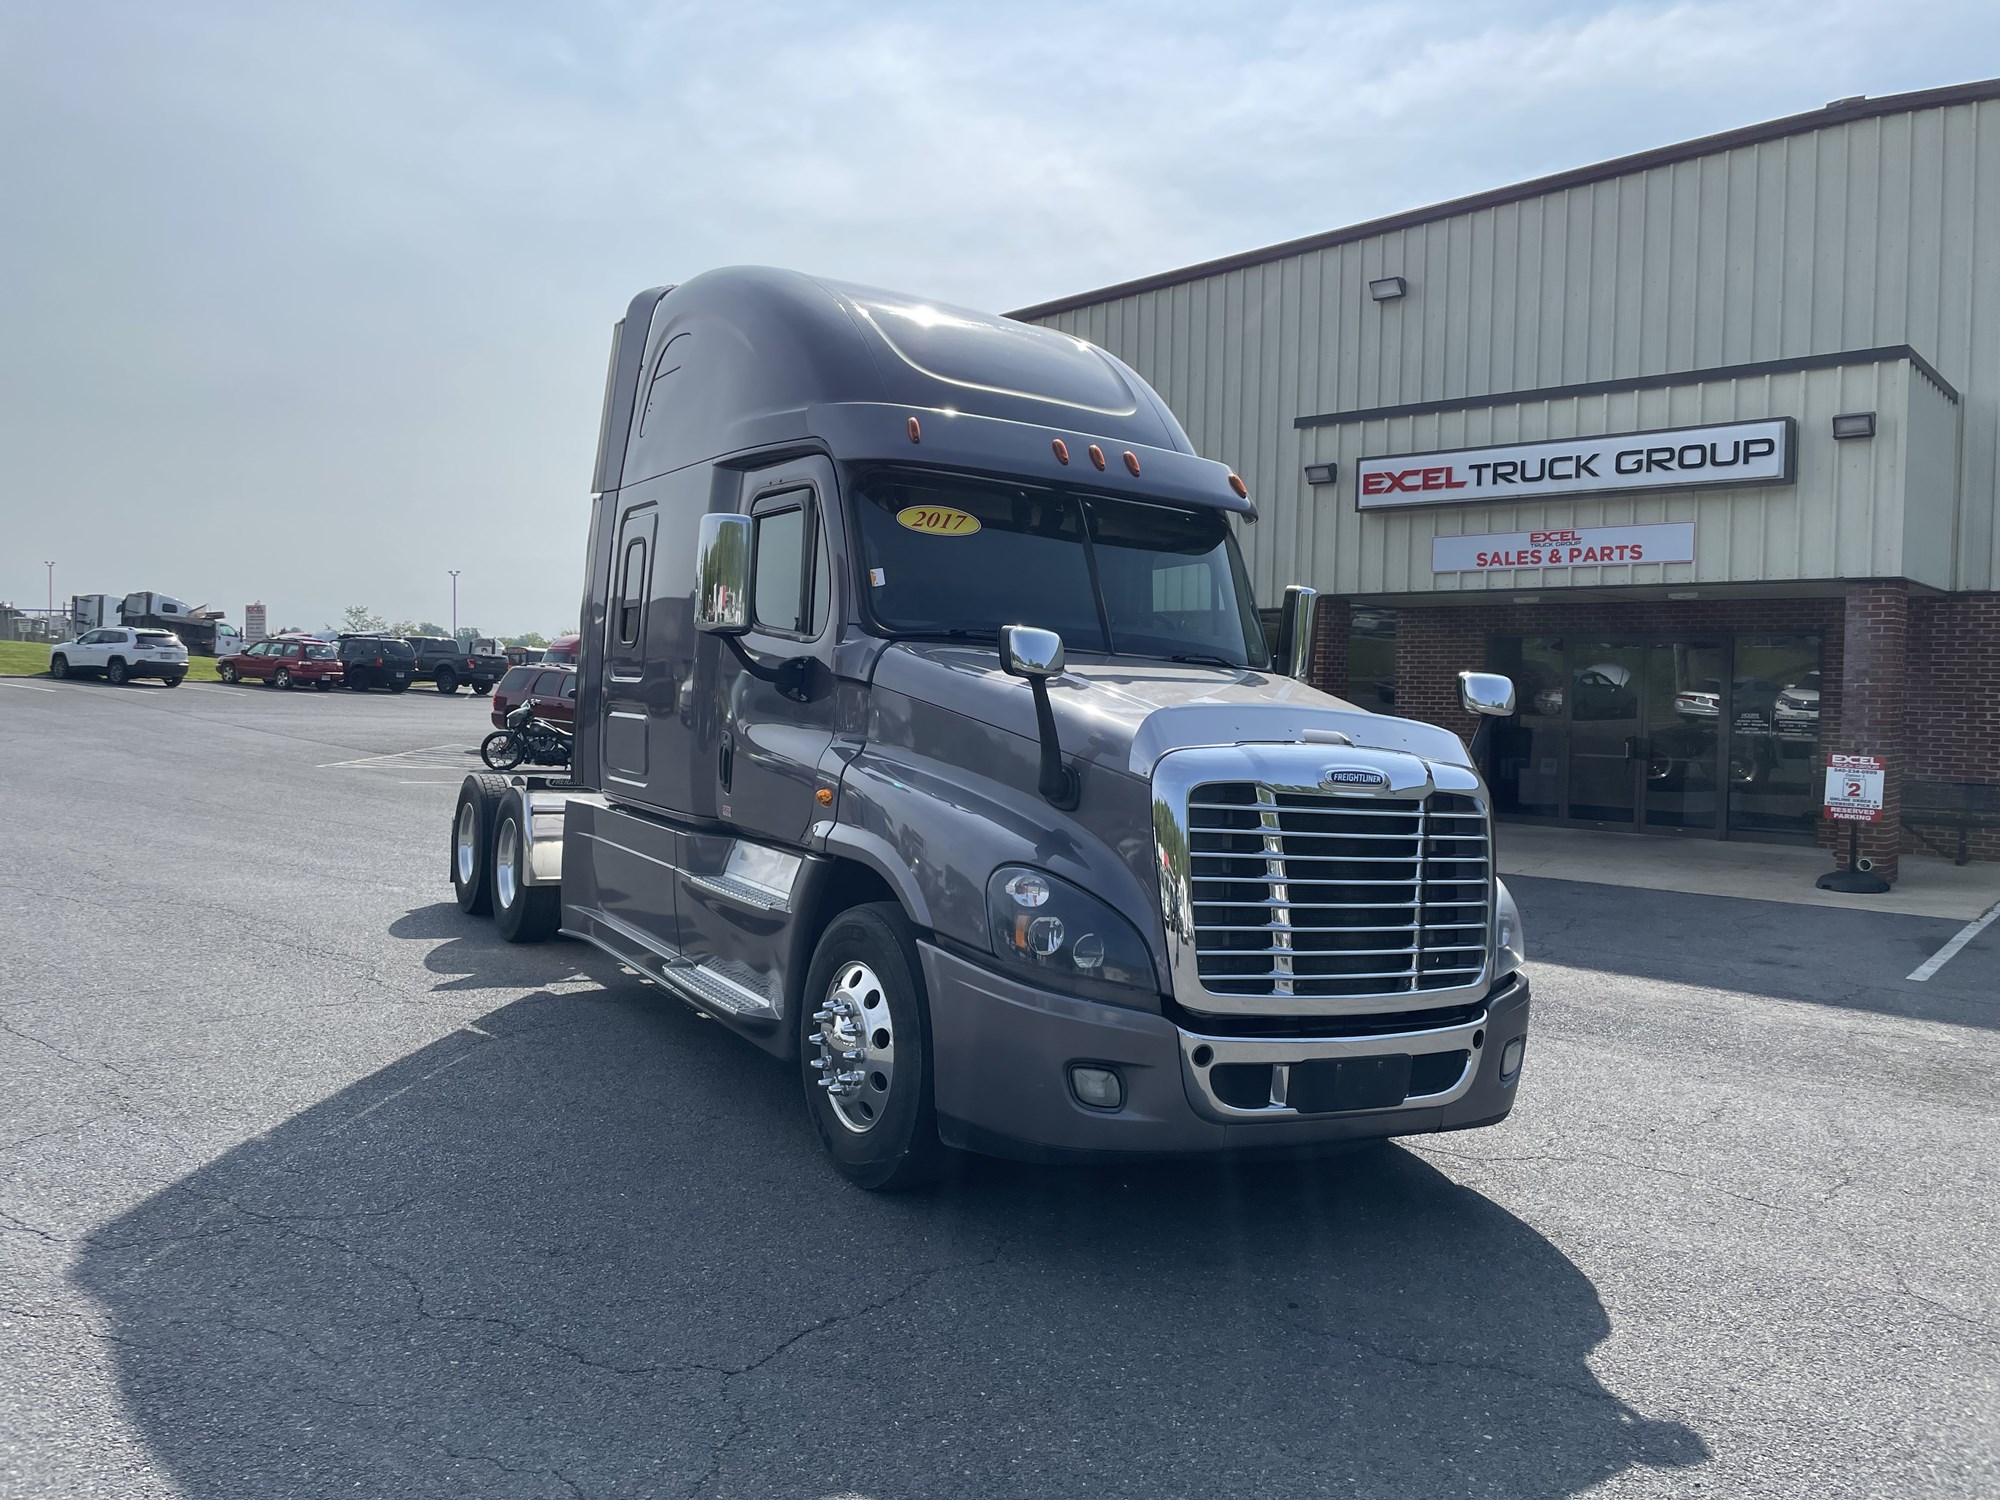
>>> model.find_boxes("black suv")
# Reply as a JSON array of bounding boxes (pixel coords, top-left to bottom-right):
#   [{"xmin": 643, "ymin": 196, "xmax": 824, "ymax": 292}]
[
  {"xmin": 404, "ymin": 636, "xmax": 506, "ymax": 695},
  {"xmin": 337, "ymin": 634, "xmax": 416, "ymax": 692}
]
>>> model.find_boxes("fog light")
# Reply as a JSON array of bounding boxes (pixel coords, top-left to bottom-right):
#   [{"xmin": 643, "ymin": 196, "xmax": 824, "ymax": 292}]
[
  {"xmin": 1069, "ymin": 1065, "xmax": 1123, "ymax": 1110},
  {"xmin": 1500, "ymin": 1037, "xmax": 1526, "ymax": 1083}
]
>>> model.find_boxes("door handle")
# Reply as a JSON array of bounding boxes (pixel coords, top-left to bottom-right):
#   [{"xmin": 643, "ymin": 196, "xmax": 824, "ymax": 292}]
[
  {"xmin": 1622, "ymin": 736, "xmax": 1639, "ymax": 761},
  {"xmin": 719, "ymin": 729, "xmax": 734, "ymax": 793}
]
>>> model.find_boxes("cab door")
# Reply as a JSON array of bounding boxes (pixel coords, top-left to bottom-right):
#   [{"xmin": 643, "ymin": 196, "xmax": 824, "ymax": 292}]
[
  {"xmin": 715, "ymin": 459, "xmax": 839, "ymax": 842},
  {"xmin": 672, "ymin": 457, "xmax": 842, "ymax": 1014},
  {"xmin": 241, "ymin": 643, "xmax": 272, "ymax": 681}
]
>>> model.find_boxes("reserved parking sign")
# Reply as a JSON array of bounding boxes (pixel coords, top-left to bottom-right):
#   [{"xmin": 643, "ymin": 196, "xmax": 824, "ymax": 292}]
[{"xmin": 1823, "ymin": 754, "xmax": 1886, "ymax": 823}]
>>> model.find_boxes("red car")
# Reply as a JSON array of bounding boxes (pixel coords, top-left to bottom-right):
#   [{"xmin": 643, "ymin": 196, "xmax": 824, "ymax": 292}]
[
  {"xmin": 490, "ymin": 663, "xmax": 576, "ymax": 729},
  {"xmin": 218, "ymin": 638, "xmax": 344, "ymax": 690}
]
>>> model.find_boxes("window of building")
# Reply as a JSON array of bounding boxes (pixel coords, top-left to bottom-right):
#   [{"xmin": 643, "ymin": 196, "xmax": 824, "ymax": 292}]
[{"xmin": 1347, "ymin": 605, "xmax": 1397, "ymax": 710}]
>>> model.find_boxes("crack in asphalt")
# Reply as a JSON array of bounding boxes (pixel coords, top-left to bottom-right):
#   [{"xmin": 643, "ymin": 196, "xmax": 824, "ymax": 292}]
[{"xmin": 677, "ymin": 1231, "xmax": 1019, "ymax": 1500}]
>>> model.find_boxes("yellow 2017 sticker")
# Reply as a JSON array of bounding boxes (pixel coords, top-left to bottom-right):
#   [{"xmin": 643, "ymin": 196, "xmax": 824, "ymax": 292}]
[{"xmin": 895, "ymin": 504, "xmax": 982, "ymax": 537}]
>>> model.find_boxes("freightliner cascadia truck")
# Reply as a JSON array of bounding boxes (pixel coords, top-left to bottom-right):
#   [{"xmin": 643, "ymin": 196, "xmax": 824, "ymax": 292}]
[{"xmin": 448, "ymin": 267, "xmax": 1528, "ymax": 1189}]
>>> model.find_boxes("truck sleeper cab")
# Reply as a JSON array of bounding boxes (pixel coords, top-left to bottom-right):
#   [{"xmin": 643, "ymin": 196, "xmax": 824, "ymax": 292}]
[{"xmin": 450, "ymin": 267, "xmax": 1529, "ymax": 1189}]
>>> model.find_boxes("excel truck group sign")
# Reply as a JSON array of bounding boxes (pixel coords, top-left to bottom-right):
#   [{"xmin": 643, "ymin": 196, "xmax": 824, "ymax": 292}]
[{"xmin": 1356, "ymin": 418, "xmax": 1794, "ymax": 509}]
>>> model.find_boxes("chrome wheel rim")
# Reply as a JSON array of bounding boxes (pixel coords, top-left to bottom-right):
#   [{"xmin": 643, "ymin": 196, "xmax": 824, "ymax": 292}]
[
  {"xmin": 495, "ymin": 818, "xmax": 519, "ymax": 910},
  {"xmin": 811, "ymin": 961, "xmax": 895, "ymax": 1134},
  {"xmin": 455, "ymin": 801, "xmax": 477, "ymax": 885}
]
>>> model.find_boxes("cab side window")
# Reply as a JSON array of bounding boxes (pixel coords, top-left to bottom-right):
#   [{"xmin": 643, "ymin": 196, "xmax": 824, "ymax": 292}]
[{"xmin": 751, "ymin": 494, "xmax": 829, "ymax": 638}]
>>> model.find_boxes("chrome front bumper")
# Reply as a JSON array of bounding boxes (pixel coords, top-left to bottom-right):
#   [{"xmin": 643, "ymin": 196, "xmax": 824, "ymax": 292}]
[{"xmin": 1177, "ymin": 1002, "xmax": 1496, "ymax": 1120}]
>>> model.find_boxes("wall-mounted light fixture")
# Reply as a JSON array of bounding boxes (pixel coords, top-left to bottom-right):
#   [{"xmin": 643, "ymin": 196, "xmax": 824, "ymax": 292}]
[
  {"xmin": 1367, "ymin": 276, "xmax": 1407, "ymax": 302},
  {"xmin": 1831, "ymin": 411, "xmax": 1876, "ymax": 440},
  {"xmin": 1303, "ymin": 462, "xmax": 1338, "ymax": 487}
]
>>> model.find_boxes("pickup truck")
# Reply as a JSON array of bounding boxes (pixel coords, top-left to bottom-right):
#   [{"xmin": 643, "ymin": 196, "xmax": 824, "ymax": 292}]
[
  {"xmin": 447, "ymin": 268, "xmax": 1529, "ymax": 1190},
  {"xmin": 405, "ymin": 636, "xmax": 506, "ymax": 695}
]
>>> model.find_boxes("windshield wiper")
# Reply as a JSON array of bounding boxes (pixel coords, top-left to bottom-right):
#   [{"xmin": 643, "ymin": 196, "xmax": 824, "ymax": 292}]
[{"xmin": 1167, "ymin": 653, "xmax": 1244, "ymax": 670}]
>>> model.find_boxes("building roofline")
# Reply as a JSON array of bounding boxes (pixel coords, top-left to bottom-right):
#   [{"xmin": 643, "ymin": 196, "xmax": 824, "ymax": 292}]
[{"xmin": 1008, "ymin": 76, "xmax": 2000, "ymax": 321}]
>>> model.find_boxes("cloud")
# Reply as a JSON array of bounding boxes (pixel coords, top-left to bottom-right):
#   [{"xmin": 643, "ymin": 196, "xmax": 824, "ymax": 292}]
[{"xmin": 0, "ymin": 0, "xmax": 1992, "ymax": 630}]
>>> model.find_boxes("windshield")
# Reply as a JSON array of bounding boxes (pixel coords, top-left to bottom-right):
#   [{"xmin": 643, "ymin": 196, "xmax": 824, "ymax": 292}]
[{"xmin": 851, "ymin": 470, "xmax": 1270, "ymax": 667}]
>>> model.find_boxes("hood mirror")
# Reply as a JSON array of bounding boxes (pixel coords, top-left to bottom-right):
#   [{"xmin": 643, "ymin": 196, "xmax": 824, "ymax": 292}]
[
  {"xmin": 1000, "ymin": 624, "xmax": 1064, "ymax": 680},
  {"xmin": 998, "ymin": 625, "xmax": 1078, "ymax": 810},
  {"xmin": 694, "ymin": 514, "xmax": 752, "ymax": 635},
  {"xmin": 1459, "ymin": 670, "xmax": 1517, "ymax": 717},
  {"xmin": 1274, "ymin": 584, "xmax": 1319, "ymax": 679},
  {"xmin": 1459, "ymin": 670, "xmax": 1516, "ymax": 768}
]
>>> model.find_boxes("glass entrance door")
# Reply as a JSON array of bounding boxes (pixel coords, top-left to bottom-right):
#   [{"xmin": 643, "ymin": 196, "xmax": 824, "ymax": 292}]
[
  {"xmin": 1643, "ymin": 640, "xmax": 1728, "ymax": 831},
  {"xmin": 1565, "ymin": 642, "xmax": 1645, "ymax": 824}
]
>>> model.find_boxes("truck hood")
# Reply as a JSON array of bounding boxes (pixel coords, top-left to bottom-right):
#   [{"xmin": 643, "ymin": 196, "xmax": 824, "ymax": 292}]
[{"xmin": 869, "ymin": 642, "xmax": 1473, "ymax": 777}]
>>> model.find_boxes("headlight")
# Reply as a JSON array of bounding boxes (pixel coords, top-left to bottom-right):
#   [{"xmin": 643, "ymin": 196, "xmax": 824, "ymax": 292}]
[
  {"xmin": 986, "ymin": 866, "xmax": 1156, "ymax": 1001},
  {"xmin": 1496, "ymin": 879, "xmax": 1526, "ymax": 977}
]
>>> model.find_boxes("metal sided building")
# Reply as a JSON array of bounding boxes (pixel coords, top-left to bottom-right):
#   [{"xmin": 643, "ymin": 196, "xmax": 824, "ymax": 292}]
[{"xmin": 1014, "ymin": 78, "xmax": 2000, "ymax": 879}]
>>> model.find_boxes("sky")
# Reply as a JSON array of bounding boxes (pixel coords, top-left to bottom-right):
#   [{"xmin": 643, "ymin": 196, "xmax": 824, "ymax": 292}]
[{"xmin": 3, "ymin": 0, "xmax": 1995, "ymax": 636}]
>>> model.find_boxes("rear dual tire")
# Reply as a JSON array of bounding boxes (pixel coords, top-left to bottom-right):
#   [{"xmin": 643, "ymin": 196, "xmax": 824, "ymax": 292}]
[
  {"xmin": 491, "ymin": 804, "xmax": 560, "ymax": 943},
  {"xmin": 451, "ymin": 774, "xmax": 510, "ymax": 916}
]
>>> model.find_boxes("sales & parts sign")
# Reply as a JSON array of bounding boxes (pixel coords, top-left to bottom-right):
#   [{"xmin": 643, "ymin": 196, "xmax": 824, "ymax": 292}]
[
  {"xmin": 1823, "ymin": 754, "xmax": 1886, "ymax": 823},
  {"xmin": 1431, "ymin": 522, "xmax": 1695, "ymax": 574},
  {"xmin": 1356, "ymin": 418, "xmax": 1793, "ymax": 509}
]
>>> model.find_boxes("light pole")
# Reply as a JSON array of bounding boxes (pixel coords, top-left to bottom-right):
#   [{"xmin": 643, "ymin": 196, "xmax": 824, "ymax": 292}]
[
  {"xmin": 44, "ymin": 561, "xmax": 54, "ymax": 616},
  {"xmin": 448, "ymin": 570, "xmax": 460, "ymax": 639}
]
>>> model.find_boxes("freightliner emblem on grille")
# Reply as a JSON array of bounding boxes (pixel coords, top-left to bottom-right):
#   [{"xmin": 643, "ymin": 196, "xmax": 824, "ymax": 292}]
[{"xmin": 1320, "ymin": 767, "xmax": 1389, "ymax": 789}]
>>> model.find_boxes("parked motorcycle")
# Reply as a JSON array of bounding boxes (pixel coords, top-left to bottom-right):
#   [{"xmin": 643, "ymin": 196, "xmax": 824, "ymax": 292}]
[{"xmin": 480, "ymin": 703, "xmax": 573, "ymax": 771}]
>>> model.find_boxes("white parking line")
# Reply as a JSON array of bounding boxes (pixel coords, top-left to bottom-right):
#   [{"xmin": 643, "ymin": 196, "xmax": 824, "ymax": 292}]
[
  {"xmin": 0, "ymin": 679, "xmax": 59, "ymax": 692},
  {"xmin": 1907, "ymin": 898, "xmax": 2000, "ymax": 981},
  {"xmin": 319, "ymin": 744, "xmax": 476, "ymax": 771}
]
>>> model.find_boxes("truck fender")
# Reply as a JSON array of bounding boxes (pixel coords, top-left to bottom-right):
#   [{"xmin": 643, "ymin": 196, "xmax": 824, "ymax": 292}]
[{"xmin": 812, "ymin": 825, "xmax": 934, "ymax": 930}]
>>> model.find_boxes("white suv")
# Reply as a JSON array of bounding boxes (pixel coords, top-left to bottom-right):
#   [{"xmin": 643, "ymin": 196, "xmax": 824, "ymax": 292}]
[{"xmin": 51, "ymin": 628, "xmax": 189, "ymax": 687}]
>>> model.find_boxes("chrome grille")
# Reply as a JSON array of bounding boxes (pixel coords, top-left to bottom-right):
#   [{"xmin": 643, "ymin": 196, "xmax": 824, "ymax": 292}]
[{"xmin": 1185, "ymin": 782, "xmax": 1490, "ymax": 999}]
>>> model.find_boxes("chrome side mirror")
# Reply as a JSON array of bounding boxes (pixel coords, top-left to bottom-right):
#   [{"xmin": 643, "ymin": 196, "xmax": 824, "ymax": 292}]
[
  {"xmin": 997, "ymin": 625, "xmax": 1077, "ymax": 809},
  {"xmin": 1274, "ymin": 584, "xmax": 1318, "ymax": 679},
  {"xmin": 999, "ymin": 624, "xmax": 1064, "ymax": 680},
  {"xmin": 1459, "ymin": 670, "xmax": 1517, "ymax": 717},
  {"xmin": 693, "ymin": 513, "xmax": 752, "ymax": 635}
]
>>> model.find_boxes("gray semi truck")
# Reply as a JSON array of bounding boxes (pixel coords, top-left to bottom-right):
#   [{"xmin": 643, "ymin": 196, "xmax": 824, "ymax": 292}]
[{"xmin": 449, "ymin": 267, "xmax": 1529, "ymax": 1189}]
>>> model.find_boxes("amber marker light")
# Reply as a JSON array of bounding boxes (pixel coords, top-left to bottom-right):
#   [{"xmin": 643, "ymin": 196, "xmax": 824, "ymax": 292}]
[
  {"xmin": 1088, "ymin": 444, "xmax": 1106, "ymax": 470},
  {"xmin": 1228, "ymin": 473, "xmax": 1249, "ymax": 499},
  {"xmin": 1122, "ymin": 451, "xmax": 1141, "ymax": 476},
  {"xmin": 907, "ymin": 416, "xmax": 922, "ymax": 442},
  {"xmin": 815, "ymin": 787, "xmax": 833, "ymax": 806},
  {"xmin": 1052, "ymin": 438, "xmax": 1070, "ymax": 465}
]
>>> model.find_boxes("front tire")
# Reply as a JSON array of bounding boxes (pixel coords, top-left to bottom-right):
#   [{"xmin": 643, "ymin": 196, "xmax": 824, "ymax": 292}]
[
  {"xmin": 490, "ymin": 803, "xmax": 560, "ymax": 943},
  {"xmin": 106, "ymin": 659, "xmax": 129, "ymax": 685},
  {"xmin": 49, "ymin": 654, "xmax": 68, "ymax": 680},
  {"xmin": 451, "ymin": 773, "xmax": 509, "ymax": 916},
  {"xmin": 799, "ymin": 904, "xmax": 944, "ymax": 1192},
  {"xmin": 218, "ymin": 662, "xmax": 238, "ymax": 683},
  {"xmin": 480, "ymin": 730, "xmax": 524, "ymax": 771},
  {"xmin": 389, "ymin": 681, "xmax": 410, "ymax": 694},
  {"xmin": 472, "ymin": 682, "xmax": 492, "ymax": 697}
]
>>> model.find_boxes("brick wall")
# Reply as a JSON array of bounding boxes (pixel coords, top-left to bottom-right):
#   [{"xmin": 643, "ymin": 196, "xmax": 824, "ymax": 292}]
[
  {"xmin": 1905, "ymin": 593, "xmax": 2000, "ymax": 861},
  {"xmin": 1831, "ymin": 583, "xmax": 1909, "ymax": 880}
]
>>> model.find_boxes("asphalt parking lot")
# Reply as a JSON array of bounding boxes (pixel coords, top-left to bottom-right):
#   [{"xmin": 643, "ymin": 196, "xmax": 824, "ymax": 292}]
[{"xmin": 2, "ymin": 676, "xmax": 1995, "ymax": 1500}]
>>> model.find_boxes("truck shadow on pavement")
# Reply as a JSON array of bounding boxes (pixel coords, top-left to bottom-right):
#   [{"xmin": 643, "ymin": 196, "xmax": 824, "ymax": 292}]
[
  {"xmin": 74, "ymin": 934, "xmax": 1707, "ymax": 1500},
  {"xmin": 1511, "ymin": 874, "xmax": 1999, "ymax": 1027}
]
